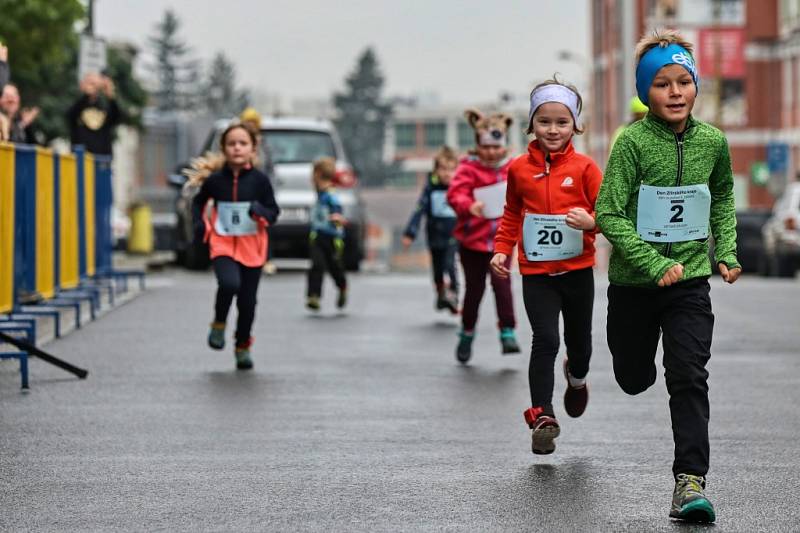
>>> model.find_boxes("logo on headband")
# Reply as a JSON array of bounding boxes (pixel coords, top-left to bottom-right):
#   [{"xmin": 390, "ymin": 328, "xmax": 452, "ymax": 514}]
[{"xmin": 672, "ymin": 52, "xmax": 697, "ymax": 78}]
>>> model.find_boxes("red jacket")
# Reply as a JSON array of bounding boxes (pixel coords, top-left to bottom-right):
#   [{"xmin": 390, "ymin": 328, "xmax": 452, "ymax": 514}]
[
  {"xmin": 447, "ymin": 155, "xmax": 513, "ymax": 253},
  {"xmin": 494, "ymin": 140, "xmax": 603, "ymax": 275}
]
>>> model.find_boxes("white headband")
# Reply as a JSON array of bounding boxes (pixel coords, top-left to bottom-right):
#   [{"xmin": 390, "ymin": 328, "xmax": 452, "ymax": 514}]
[{"xmin": 529, "ymin": 85, "xmax": 580, "ymax": 126}]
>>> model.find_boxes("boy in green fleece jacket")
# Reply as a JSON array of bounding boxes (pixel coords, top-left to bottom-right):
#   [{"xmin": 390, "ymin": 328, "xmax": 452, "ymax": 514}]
[{"xmin": 596, "ymin": 30, "xmax": 740, "ymax": 524}]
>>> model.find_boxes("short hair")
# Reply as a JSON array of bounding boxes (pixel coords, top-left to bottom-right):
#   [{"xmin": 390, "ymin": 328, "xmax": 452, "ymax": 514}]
[
  {"xmin": 433, "ymin": 145, "xmax": 458, "ymax": 169},
  {"xmin": 527, "ymin": 74, "xmax": 585, "ymax": 135},
  {"xmin": 634, "ymin": 28, "xmax": 695, "ymax": 66},
  {"xmin": 313, "ymin": 156, "xmax": 337, "ymax": 181}
]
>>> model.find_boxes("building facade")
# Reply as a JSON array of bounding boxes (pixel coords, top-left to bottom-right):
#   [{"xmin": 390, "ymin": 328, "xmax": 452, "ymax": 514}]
[
  {"xmin": 384, "ymin": 98, "xmax": 532, "ymax": 188},
  {"xmin": 591, "ymin": 0, "xmax": 800, "ymax": 207}
]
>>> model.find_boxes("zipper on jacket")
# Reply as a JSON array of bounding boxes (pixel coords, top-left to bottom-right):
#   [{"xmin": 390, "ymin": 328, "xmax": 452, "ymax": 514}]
[
  {"xmin": 664, "ymin": 131, "xmax": 685, "ymax": 258},
  {"xmin": 545, "ymin": 154, "xmax": 552, "ymax": 214},
  {"xmin": 232, "ymin": 169, "xmax": 239, "ymax": 256}
]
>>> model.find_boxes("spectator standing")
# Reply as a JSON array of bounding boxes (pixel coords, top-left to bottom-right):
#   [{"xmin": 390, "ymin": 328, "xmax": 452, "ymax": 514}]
[{"xmin": 66, "ymin": 73, "xmax": 122, "ymax": 156}]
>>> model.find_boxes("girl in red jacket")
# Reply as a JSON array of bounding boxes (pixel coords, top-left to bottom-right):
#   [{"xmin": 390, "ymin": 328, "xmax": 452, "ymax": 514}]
[
  {"xmin": 491, "ymin": 78, "xmax": 602, "ymax": 455},
  {"xmin": 447, "ymin": 108, "xmax": 520, "ymax": 364},
  {"xmin": 191, "ymin": 123, "xmax": 280, "ymax": 370}
]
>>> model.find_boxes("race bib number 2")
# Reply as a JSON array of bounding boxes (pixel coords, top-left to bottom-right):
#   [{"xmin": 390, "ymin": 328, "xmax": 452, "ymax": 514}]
[
  {"xmin": 522, "ymin": 214, "xmax": 583, "ymax": 261},
  {"xmin": 636, "ymin": 184, "xmax": 710, "ymax": 242}
]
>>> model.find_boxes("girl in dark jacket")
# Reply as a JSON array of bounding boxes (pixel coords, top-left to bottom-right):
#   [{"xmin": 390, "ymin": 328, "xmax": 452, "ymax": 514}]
[{"xmin": 191, "ymin": 123, "xmax": 280, "ymax": 370}]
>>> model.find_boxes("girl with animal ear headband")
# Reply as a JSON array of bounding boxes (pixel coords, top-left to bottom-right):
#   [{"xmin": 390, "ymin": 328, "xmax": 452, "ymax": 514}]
[
  {"xmin": 491, "ymin": 75, "xmax": 603, "ymax": 456},
  {"xmin": 446, "ymin": 108, "xmax": 521, "ymax": 364}
]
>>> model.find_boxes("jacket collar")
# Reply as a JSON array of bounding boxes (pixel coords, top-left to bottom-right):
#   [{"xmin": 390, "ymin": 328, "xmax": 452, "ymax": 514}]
[
  {"xmin": 527, "ymin": 139, "xmax": 575, "ymax": 167},
  {"xmin": 642, "ymin": 113, "xmax": 698, "ymax": 140}
]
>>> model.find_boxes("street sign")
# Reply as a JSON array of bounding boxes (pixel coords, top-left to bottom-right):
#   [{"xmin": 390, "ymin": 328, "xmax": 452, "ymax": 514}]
[
  {"xmin": 766, "ymin": 141, "xmax": 790, "ymax": 173},
  {"xmin": 78, "ymin": 34, "xmax": 107, "ymax": 81},
  {"xmin": 751, "ymin": 161, "xmax": 769, "ymax": 186}
]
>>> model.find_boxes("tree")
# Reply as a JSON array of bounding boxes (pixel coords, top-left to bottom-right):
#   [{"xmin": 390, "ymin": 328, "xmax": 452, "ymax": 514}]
[
  {"xmin": 203, "ymin": 51, "xmax": 249, "ymax": 117},
  {"xmin": 147, "ymin": 9, "xmax": 199, "ymax": 112},
  {"xmin": 333, "ymin": 48, "xmax": 393, "ymax": 186},
  {"xmin": 105, "ymin": 43, "xmax": 148, "ymax": 129},
  {"xmin": 0, "ymin": 0, "xmax": 84, "ymax": 140}
]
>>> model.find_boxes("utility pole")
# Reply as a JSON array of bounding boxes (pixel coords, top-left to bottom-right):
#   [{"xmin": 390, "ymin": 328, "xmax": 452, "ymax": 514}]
[{"xmin": 86, "ymin": 0, "xmax": 95, "ymax": 36}]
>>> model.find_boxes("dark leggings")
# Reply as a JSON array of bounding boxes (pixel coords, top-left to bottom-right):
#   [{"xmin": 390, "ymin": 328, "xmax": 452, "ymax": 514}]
[
  {"xmin": 607, "ymin": 278, "xmax": 713, "ymax": 477},
  {"xmin": 522, "ymin": 268, "xmax": 594, "ymax": 413},
  {"xmin": 212, "ymin": 256, "xmax": 262, "ymax": 346},
  {"xmin": 431, "ymin": 244, "xmax": 458, "ymax": 292},
  {"xmin": 459, "ymin": 246, "xmax": 515, "ymax": 332},
  {"xmin": 307, "ymin": 234, "xmax": 347, "ymax": 297}
]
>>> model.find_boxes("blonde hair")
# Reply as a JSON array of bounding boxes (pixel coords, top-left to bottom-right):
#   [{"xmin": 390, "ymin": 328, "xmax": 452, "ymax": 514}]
[
  {"xmin": 527, "ymin": 74, "xmax": 585, "ymax": 135},
  {"xmin": 635, "ymin": 28, "xmax": 695, "ymax": 66},
  {"xmin": 313, "ymin": 156, "xmax": 337, "ymax": 182},
  {"xmin": 433, "ymin": 145, "xmax": 458, "ymax": 170}
]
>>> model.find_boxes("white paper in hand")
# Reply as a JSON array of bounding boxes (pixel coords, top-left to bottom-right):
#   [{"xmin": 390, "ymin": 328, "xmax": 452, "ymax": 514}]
[{"xmin": 473, "ymin": 181, "xmax": 507, "ymax": 219}]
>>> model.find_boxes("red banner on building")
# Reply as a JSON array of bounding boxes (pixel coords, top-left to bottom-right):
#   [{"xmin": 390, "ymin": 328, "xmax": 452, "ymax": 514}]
[{"xmin": 698, "ymin": 27, "xmax": 745, "ymax": 79}]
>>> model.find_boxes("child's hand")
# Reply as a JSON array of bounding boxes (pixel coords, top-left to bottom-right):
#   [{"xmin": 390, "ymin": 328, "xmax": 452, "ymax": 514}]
[
  {"xmin": 657, "ymin": 264, "xmax": 684, "ymax": 287},
  {"xmin": 719, "ymin": 263, "xmax": 741, "ymax": 284},
  {"xmin": 469, "ymin": 201, "xmax": 485, "ymax": 218},
  {"xmin": 490, "ymin": 253, "xmax": 510, "ymax": 279},
  {"xmin": 401, "ymin": 235, "xmax": 413, "ymax": 250},
  {"xmin": 0, "ymin": 43, "xmax": 7, "ymax": 62},
  {"xmin": 329, "ymin": 213, "xmax": 347, "ymax": 225},
  {"xmin": 565, "ymin": 207, "xmax": 595, "ymax": 230}
]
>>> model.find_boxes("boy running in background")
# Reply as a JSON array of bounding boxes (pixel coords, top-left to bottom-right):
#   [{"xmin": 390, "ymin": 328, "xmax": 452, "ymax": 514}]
[
  {"xmin": 402, "ymin": 146, "xmax": 460, "ymax": 314},
  {"xmin": 306, "ymin": 157, "xmax": 348, "ymax": 311}
]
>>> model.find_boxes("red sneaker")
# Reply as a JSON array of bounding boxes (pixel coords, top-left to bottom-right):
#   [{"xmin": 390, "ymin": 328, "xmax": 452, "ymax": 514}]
[
  {"xmin": 523, "ymin": 407, "xmax": 560, "ymax": 455},
  {"xmin": 563, "ymin": 358, "xmax": 588, "ymax": 418}
]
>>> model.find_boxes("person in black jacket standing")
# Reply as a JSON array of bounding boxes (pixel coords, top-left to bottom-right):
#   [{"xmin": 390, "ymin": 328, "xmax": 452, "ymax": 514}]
[
  {"xmin": 402, "ymin": 146, "xmax": 460, "ymax": 314},
  {"xmin": 66, "ymin": 72, "xmax": 121, "ymax": 156}
]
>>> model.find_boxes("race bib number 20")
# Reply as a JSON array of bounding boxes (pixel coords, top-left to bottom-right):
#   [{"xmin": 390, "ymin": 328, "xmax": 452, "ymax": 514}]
[{"xmin": 522, "ymin": 213, "xmax": 583, "ymax": 262}]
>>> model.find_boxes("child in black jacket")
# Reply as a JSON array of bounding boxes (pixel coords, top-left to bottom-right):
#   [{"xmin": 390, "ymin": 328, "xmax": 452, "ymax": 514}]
[{"xmin": 402, "ymin": 146, "xmax": 460, "ymax": 313}]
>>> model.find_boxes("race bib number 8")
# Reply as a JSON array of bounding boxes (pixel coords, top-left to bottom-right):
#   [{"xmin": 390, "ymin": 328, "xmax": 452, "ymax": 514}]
[
  {"xmin": 522, "ymin": 214, "xmax": 583, "ymax": 261},
  {"xmin": 215, "ymin": 201, "xmax": 258, "ymax": 236},
  {"xmin": 636, "ymin": 184, "xmax": 710, "ymax": 242}
]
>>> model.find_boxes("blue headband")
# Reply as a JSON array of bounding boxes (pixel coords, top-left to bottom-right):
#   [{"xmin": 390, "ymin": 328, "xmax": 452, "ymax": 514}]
[{"xmin": 635, "ymin": 44, "xmax": 699, "ymax": 106}]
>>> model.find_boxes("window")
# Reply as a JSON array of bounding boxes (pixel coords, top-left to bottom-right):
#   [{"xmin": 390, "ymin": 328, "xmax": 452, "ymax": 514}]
[
  {"xmin": 395, "ymin": 123, "xmax": 416, "ymax": 150},
  {"xmin": 261, "ymin": 130, "xmax": 336, "ymax": 164},
  {"xmin": 423, "ymin": 121, "xmax": 446, "ymax": 148},
  {"xmin": 457, "ymin": 121, "xmax": 474, "ymax": 148}
]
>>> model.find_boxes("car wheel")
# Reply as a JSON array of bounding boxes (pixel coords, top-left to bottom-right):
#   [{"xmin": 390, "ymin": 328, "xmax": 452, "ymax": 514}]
[
  {"xmin": 775, "ymin": 254, "xmax": 797, "ymax": 278},
  {"xmin": 185, "ymin": 240, "xmax": 211, "ymax": 270}
]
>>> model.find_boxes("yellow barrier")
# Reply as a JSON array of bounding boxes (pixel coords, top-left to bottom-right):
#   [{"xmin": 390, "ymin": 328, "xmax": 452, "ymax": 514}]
[
  {"xmin": 0, "ymin": 143, "xmax": 15, "ymax": 314},
  {"xmin": 59, "ymin": 154, "xmax": 79, "ymax": 290},
  {"xmin": 35, "ymin": 148, "xmax": 55, "ymax": 299},
  {"xmin": 84, "ymin": 153, "xmax": 96, "ymax": 277}
]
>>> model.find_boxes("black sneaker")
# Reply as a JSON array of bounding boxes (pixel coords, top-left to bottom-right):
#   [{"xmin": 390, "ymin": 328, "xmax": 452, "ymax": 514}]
[
  {"xmin": 336, "ymin": 288, "xmax": 347, "ymax": 309},
  {"xmin": 456, "ymin": 330, "xmax": 474, "ymax": 364}
]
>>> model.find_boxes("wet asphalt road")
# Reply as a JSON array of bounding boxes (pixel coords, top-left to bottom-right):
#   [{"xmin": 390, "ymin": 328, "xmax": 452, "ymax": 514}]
[{"xmin": 1, "ymin": 269, "xmax": 799, "ymax": 532}]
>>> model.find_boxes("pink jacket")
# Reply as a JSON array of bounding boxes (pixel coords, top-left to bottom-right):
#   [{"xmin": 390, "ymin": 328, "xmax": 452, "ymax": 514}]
[{"xmin": 447, "ymin": 155, "xmax": 513, "ymax": 253}]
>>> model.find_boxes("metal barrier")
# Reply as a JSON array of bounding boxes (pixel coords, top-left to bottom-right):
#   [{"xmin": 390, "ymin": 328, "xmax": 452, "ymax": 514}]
[{"xmin": 0, "ymin": 142, "xmax": 138, "ymax": 389}]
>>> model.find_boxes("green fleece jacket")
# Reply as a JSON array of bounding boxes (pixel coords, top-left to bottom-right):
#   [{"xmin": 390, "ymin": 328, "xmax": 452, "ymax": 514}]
[{"xmin": 596, "ymin": 113, "xmax": 739, "ymax": 287}]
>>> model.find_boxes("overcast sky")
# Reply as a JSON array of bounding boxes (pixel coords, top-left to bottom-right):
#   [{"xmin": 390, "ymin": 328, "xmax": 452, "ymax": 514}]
[{"xmin": 96, "ymin": 1, "xmax": 590, "ymax": 106}]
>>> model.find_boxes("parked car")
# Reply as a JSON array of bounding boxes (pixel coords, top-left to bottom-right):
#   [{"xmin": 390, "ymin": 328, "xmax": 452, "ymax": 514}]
[
  {"xmin": 170, "ymin": 116, "xmax": 367, "ymax": 271},
  {"xmin": 762, "ymin": 182, "xmax": 800, "ymax": 278},
  {"xmin": 708, "ymin": 208, "xmax": 771, "ymax": 275}
]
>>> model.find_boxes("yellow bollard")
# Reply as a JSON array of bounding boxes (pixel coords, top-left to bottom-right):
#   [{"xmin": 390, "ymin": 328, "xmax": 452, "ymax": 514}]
[{"xmin": 127, "ymin": 203, "xmax": 154, "ymax": 254}]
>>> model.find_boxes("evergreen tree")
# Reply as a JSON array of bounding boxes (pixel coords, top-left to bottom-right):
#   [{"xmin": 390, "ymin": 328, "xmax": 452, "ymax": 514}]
[
  {"xmin": 147, "ymin": 9, "xmax": 199, "ymax": 112},
  {"xmin": 203, "ymin": 51, "xmax": 249, "ymax": 117},
  {"xmin": 333, "ymin": 48, "xmax": 393, "ymax": 186}
]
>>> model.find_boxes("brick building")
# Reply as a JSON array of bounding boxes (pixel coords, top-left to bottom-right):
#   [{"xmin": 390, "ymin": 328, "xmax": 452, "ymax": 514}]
[{"xmin": 590, "ymin": 0, "xmax": 800, "ymax": 207}]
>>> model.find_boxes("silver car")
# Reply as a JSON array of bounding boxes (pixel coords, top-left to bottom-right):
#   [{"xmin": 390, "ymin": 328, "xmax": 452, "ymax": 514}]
[
  {"xmin": 173, "ymin": 116, "xmax": 367, "ymax": 270},
  {"xmin": 762, "ymin": 182, "xmax": 800, "ymax": 277}
]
